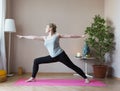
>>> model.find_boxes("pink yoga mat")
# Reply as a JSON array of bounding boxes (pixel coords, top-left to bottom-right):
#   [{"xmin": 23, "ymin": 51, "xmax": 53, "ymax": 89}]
[{"xmin": 14, "ymin": 78, "xmax": 106, "ymax": 87}]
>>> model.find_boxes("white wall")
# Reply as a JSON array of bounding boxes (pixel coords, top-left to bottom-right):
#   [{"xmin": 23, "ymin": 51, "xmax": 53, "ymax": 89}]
[
  {"xmin": 9, "ymin": 0, "xmax": 104, "ymax": 73},
  {"xmin": 105, "ymin": 0, "xmax": 120, "ymax": 78}
]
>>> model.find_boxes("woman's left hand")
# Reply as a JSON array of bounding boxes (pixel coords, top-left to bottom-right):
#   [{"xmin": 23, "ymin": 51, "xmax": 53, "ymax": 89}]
[{"xmin": 81, "ymin": 35, "xmax": 85, "ymax": 38}]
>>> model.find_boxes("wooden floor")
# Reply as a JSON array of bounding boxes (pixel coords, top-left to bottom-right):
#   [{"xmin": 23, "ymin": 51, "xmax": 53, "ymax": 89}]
[{"xmin": 0, "ymin": 73, "xmax": 120, "ymax": 91}]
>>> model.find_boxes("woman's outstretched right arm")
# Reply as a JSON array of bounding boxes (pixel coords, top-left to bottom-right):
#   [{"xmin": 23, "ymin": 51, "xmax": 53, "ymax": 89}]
[{"xmin": 16, "ymin": 35, "xmax": 45, "ymax": 41}]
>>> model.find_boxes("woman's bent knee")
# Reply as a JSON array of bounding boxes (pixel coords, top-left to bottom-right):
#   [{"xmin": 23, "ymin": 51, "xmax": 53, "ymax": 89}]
[{"xmin": 33, "ymin": 58, "xmax": 39, "ymax": 65}]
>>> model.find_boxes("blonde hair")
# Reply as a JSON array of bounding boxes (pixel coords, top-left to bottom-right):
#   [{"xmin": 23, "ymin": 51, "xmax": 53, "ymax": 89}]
[{"xmin": 48, "ymin": 23, "xmax": 57, "ymax": 33}]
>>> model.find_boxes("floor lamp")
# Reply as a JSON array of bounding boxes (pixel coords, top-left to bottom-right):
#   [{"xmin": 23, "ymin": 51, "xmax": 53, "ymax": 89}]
[{"xmin": 4, "ymin": 19, "xmax": 16, "ymax": 76}]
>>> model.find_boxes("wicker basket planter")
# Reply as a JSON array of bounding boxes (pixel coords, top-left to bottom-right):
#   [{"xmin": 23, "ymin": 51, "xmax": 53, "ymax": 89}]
[{"xmin": 93, "ymin": 65, "xmax": 107, "ymax": 78}]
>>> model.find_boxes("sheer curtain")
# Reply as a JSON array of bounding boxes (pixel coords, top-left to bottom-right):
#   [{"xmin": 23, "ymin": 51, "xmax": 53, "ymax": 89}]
[{"xmin": 0, "ymin": 0, "xmax": 7, "ymax": 70}]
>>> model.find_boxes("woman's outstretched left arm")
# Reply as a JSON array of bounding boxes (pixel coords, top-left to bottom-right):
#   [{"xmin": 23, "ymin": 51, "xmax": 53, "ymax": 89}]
[{"xmin": 58, "ymin": 34, "xmax": 85, "ymax": 38}]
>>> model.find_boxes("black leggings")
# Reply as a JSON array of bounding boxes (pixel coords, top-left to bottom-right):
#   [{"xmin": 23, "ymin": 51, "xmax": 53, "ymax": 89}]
[{"xmin": 32, "ymin": 51, "xmax": 87, "ymax": 79}]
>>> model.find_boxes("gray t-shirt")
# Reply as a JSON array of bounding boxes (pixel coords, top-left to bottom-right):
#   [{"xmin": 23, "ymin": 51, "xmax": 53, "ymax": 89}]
[{"xmin": 44, "ymin": 34, "xmax": 63, "ymax": 57}]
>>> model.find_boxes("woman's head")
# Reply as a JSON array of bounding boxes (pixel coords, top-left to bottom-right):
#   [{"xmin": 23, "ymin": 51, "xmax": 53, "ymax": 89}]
[{"xmin": 45, "ymin": 23, "xmax": 57, "ymax": 34}]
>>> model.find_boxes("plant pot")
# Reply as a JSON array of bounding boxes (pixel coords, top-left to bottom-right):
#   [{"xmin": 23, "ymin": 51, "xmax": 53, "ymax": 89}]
[{"xmin": 93, "ymin": 65, "xmax": 107, "ymax": 78}]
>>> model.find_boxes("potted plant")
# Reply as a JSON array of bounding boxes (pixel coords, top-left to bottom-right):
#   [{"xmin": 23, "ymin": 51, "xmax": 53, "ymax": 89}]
[{"xmin": 85, "ymin": 15, "xmax": 114, "ymax": 78}]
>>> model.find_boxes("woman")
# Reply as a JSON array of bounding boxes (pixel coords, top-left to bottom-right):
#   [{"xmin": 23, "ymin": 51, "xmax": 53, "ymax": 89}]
[{"xmin": 17, "ymin": 23, "xmax": 89, "ymax": 83}]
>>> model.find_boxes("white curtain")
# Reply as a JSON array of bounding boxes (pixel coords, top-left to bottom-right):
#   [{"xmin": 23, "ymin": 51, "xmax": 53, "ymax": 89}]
[{"xmin": 0, "ymin": 0, "xmax": 7, "ymax": 70}]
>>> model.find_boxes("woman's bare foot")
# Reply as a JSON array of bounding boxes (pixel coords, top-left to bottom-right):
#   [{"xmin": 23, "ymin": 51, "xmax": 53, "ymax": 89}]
[
  {"xmin": 25, "ymin": 77, "xmax": 35, "ymax": 82},
  {"xmin": 85, "ymin": 78, "xmax": 90, "ymax": 84}
]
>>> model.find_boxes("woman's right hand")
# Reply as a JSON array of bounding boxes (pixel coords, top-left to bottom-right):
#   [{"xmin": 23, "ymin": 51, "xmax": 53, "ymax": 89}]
[{"xmin": 16, "ymin": 35, "xmax": 23, "ymax": 39}]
